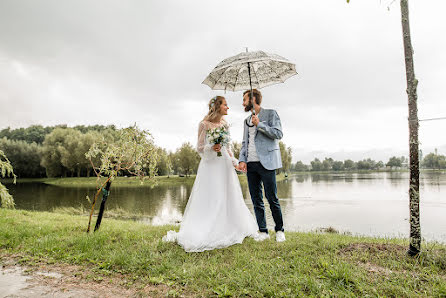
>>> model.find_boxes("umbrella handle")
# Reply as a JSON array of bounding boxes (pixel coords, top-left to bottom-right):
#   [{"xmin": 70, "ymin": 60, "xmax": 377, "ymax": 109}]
[{"xmin": 247, "ymin": 62, "xmax": 255, "ymax": 115}]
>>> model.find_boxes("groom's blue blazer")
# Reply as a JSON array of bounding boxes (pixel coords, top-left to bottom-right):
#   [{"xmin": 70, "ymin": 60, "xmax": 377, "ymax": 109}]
[{"xmin": 239, "ymin": 108, "xmax": 283, "ymax": 170}]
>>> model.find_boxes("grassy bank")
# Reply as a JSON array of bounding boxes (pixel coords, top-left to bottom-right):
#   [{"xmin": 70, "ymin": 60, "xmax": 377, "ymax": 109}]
[
  {"xmin": 42, "ymin": 176, "xmax": 197, "ymax": 187},
  {"xmin": 0, "ymin": 176, "xmax": 196, "ymax": 187},
  {"xmin": 1, "ymin": 209, "xmax": 445, "ymax": 296}
]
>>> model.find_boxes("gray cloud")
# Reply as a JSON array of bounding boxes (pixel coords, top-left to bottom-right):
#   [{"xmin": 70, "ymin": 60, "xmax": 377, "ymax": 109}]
[{"xmin": 1, "ymin": 0, "xmax": 446, "ymax": 162}]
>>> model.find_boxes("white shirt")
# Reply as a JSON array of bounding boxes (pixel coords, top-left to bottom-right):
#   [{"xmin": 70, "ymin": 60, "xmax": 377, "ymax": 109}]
[{"xmin": 247, "ymin": 116, "xmax": 260, "ymax": 162}]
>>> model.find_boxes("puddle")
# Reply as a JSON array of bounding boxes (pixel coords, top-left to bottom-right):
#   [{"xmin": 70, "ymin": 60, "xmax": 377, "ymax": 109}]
[
  {"xmin": 0, "ymin": 266, "xmax": 96, "ymax": 297},
  {"xmin": 0, "ymin": 266, "xmax": 32, "ymax": 297},
  {"xmin": 0, "ymin": 258, "xmax": 162, "ymax": 297}
]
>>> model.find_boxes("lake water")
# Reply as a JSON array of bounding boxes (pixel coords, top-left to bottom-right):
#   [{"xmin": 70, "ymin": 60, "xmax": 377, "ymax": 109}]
[{"xmin": 4, "ymin": 172, "xmax": 446, "ymax": 242}]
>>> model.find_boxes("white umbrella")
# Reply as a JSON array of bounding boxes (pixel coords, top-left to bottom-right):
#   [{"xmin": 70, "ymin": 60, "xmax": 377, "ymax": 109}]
[{"xmin": 202, "ymin": 50, "xmax": 297, "ymax": 93}]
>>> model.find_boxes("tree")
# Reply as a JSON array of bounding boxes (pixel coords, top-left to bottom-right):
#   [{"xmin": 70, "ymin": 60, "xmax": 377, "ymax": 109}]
[
  {"xmin": 0, "ymin": 125, "xmax": 55, "ymax": 144},
  {"xmin": 24, "ymin": 125, "xmax": 50, "ymax": 144},
  {"xmin": 422, "ymin": 153, "xmax": 446, "ymax": 169},
  {"xmin": 279, "ymin": 141, "xmax": 292, "ymax": 174},
  {"xmin": 356, "ymin": 160, "xmax": 369, "ymax": 170},
  {"xmin": 294, "ymin": 161, "xmax": 308, "ymax": 172},
  {"xmin": 423, "ymin": 152, "xmax": 436, "ymax": 169},
  {"xmin": 40, "ymin": 128, "xmax": 71, "ymax": 177},
  {"xmin": 386, "ymin": 156, "xmax": 403, "ymax": 168},
  {"xmin": 155, "ymin": 147, "xmax": 171, "ymax": 176},
  {"xmin": 376, "ymin": 161, "xmax": 385, "ymax": 169},
  {"xmin": 176, "ymin": 142, "xmax": 199, "ymax": 177},
  {"xmin": 400, "ymin": 0, "xmax": 422, "ymax": 256},
  {"xmin": 40, "ymin": 127, "xmax": 109, "ymax": 177},
  {"xmin": 165, "ymin": 153, "xmax": 173, "ymax": 177},
  {"xmin": 73, "ymin": 124, "xmax": 117, "ymax": 134},
  {"xmin": 439, "ymin": 158, "xmax": 446, "ymax": 169},
  {"xmin": 343, "ymin": 159, "xmax": 356, "ymax": 171},
  {"xmin": 59, "ymin": 129, "xmax": 83, "ymax": 177},
  {"xmin": 356, "ymin": 158, "xmax": 377, "ymax": 170},
  {"xmin": 310, "ymin": 158, "xmax": 323, "ymax": 171},
  {"xmin": 0, "ymin": 124, "xmax": 118, "ymax": 145},
  {"xmin": 348, "ymin": 0, "xmax": 422, "ymax": 255},
  {"xmin": 78, "ymin": 131, "xmax": 102, "ymax": 177},
  {"xmin": 322, "ymin": 158, "xmax": 334, "ymax": 171},
  {"xmin": 0, "ymin": 138, "xmax": 45, "ymax": 178},
  {"xmin": 0, "ymin": 150, "xmax": 16, "ymax": 208},
  {"xmin": 85, "ymin": 125, "xmax": 158, "ymax": 232},
  {"xmin": 168, "ymin": 151, "xmax": 180, "ymax": 175},
  {"xmin": 332, "ymin": 161, "xmax": 344, "ymax": 171},
  {"xmin": 231, "ymin": 141, "xmax": 242, "ymax": 160}
]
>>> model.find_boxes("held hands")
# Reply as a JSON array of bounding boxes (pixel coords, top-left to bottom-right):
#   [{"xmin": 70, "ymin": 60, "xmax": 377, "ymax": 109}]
[
  {"xmin": 237, "ymin": 162, "xmax": 247, "ymax": 173},
  {"xmin": 212, "ymin": 144, "xmax": 246, "ymax": 173}
]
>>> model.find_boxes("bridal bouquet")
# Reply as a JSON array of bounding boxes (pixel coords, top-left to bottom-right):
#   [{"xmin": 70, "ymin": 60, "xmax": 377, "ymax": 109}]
[{"xmin": 207, "ymin": 126, "xmax": 230, "ymax": 157}]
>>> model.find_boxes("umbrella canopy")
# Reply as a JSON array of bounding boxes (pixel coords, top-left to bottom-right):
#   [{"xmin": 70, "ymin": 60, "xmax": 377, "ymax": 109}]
[{"xmin": 202, "ymin": 50, "xmax": 297, "ymax": 91}]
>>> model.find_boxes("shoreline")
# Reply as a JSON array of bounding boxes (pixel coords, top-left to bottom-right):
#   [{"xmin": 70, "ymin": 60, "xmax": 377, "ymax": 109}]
[
  {"xmin": 0, "ymin": 174, "xmax": 286, "ymax": 188},
  {"xmin": 2, "ymin": 169, "xmax": 445, "ymax": 187}
]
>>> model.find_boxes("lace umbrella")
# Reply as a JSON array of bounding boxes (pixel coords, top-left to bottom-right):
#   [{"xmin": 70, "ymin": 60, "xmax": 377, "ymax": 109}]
[{"xmin": 202, "ymin": 49, "xmax": 297, "ymax": 93}]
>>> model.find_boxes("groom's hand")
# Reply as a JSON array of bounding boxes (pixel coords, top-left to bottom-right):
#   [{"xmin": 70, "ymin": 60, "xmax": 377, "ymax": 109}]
[
  {"xmin": 238, "ymin": 162, "xmax": 247, "ymax": 172},
  {"xmin": 252, "ymin": 114, "xmax": 259, "ymax": 126}
]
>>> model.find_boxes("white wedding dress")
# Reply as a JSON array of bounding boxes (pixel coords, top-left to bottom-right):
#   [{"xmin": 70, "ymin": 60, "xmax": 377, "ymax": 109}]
[{"xmin": 162, "ymin": 119, "xmax": 258, "ymax": 252}]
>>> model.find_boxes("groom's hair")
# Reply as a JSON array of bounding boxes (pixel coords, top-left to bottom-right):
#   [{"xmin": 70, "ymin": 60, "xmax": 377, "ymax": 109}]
[{"xmin": 243, "ymin": 89, "xmax": 262, "ymax": 105}]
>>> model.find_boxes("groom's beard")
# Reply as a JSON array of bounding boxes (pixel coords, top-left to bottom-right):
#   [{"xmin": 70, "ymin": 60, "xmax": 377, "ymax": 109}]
[{"xmin": 244, "ymin": 103, "xmax": 253, "ymax": 112}]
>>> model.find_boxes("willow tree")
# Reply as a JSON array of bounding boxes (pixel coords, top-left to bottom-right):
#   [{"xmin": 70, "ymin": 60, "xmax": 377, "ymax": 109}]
[
  {"xmin": 85, "ymin": 125, "xmax": 158, "ymax": 232},
  {"xmin": 0, "ymin": 150, "xmax": 16, "ymax": 209},
  {"xmin": 347, "ymin": 0, "xmax": 421, "ymax": 255}
]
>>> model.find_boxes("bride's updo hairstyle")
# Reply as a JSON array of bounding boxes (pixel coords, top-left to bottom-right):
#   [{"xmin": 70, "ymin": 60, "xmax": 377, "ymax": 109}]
[{"xmin": 203, "ymin": 96, "xmax": 225, "ymax": 122}]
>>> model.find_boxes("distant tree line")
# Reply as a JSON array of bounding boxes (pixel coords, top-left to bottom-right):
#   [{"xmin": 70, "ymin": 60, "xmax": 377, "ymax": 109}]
[
  {"xmin": 0, "ymin": 125, "xmax": 119, "ymax": 178},
  {"xmin": 0, "ymin": 124, "xmax": 117, "ymax": 144},
  {"xmin": 421, "ymin": 152, "xmax": 446, "ymax": 169},
  {"xmin": 2, "ymin": 125, "xmax": 443, "ymax": 178},
  {"xmin": 1, "ymin": 125, "xmax": 294, "ymax": 178},
  {"xmin": 292, "ymin": 157, "xmax": 403, "ymax": 172},
  {"xmin": 291, "ymin": 153, "xmax": 446, "ymax": 172}
]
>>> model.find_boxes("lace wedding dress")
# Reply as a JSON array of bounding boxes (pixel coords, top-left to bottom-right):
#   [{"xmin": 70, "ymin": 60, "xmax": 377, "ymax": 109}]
[{"xmin": 162, "ymin": 119, "xmax": 258, "ymax": 252}]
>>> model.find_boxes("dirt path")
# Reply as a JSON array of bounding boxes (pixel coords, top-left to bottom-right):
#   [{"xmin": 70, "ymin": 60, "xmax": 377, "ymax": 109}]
[{"xmin": 0, "ymin": 256, "xmax": 167, "ymax": 297}]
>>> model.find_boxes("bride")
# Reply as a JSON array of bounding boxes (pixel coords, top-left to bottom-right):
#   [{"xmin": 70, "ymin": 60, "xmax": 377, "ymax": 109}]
[{"xmin": 162, "ymin": 96, "xmax": 258, "ymax": 252}]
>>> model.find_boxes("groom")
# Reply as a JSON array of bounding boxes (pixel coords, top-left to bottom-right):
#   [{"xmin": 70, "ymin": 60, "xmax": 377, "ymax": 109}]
[{"xmin": 238, "ymin": 89, "xmax": 285, "ymax": 242}]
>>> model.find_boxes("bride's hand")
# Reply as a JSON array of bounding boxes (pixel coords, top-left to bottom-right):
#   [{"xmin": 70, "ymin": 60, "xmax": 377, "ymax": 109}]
[
  {"xmin": 212, "ymin": 144, "xmax": 221, "ymax": 152},
  {"xmin": 238, "ymin": 162, "xmax": 247, "ymax": 173}
]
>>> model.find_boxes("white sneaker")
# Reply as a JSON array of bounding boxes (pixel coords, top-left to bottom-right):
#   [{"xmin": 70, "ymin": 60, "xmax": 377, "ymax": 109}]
[
  {"xmin": 254, "ymin": 232, "xmax": 270, "ymax": 242},
  {"xmin": 276, "ymin": 231, "xmax": 286, "ymax": 242}
]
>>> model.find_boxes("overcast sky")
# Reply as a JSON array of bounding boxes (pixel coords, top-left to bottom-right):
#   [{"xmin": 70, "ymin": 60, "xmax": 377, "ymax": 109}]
[{"xmin": 1, "ymin": 0, "xmax": 445, "ymax": 163}]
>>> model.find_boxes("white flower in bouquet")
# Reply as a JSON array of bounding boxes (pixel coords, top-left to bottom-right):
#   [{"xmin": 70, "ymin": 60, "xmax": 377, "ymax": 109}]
[{"xmin": 207, "ymin": 126, "xmax": 230, "ymax": 157}]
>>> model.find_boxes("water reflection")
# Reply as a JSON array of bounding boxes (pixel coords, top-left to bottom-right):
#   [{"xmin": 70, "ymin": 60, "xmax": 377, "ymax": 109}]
[{"xmin": 4, "ymin": 171, "xmax": 446, "ymax": 242}]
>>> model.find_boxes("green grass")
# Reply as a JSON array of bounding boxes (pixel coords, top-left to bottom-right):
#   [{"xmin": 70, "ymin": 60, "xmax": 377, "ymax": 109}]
[
  {"xmin": 1, "ymin": 209, "xmax": 445, "ymax": 296},
  {"xmin": 1, "ymin": 176, "xmax": 197, "ymax": 187}
]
